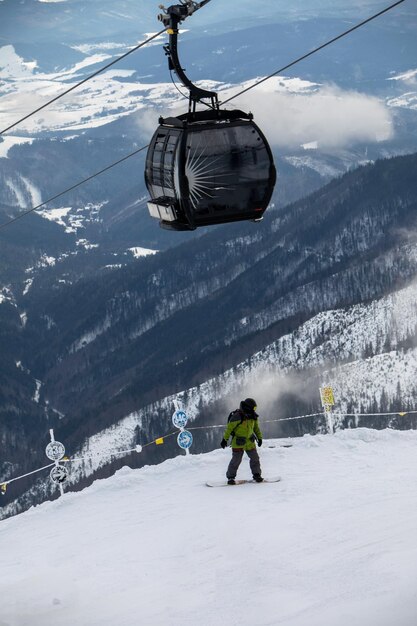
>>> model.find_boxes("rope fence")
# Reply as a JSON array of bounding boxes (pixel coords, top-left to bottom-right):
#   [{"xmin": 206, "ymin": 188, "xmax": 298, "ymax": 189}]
[{"xmin": 2, "ymin": 405, "xmax": 416, "ymax": 496}]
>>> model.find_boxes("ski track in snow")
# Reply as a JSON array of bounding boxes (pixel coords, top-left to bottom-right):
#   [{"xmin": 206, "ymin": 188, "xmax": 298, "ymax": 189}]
[{"xmin": 0, "ymin": 428, "xmax": 417, "ymax": 626}]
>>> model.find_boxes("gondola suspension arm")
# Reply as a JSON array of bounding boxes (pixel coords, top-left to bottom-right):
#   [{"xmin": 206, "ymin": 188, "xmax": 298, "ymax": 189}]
[{"xmin": 158, "ymin": 1, "xmax": 218, "ymax": 112}]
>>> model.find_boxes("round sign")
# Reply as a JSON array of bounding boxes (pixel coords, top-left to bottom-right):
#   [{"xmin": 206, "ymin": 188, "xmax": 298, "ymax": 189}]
[
  {"xmin": 50, "ymin": 465, "xmax": 69, "ymax": 485},
  {"xmin": 45, "ymin": 441, "xmax": 65, "ymax": 461},
  {"xmin": 172, "ymin": 410, "xmax": 188, "ymax": 429},
  {"xmin": 177, "ymin": 430, "xmax": 193, "ymax": 450}
]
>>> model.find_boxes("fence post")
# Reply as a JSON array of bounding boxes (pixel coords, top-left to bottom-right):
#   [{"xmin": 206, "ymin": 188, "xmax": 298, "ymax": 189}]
[
  {"xmin": 46, "ymin": 429, "xmax": 67, "ymax": 496},
  {"xmin": 172, "ymin": 400, "xmax": 193, "ymax": 456},
  {"xmin": 319, "ymin": 386, "xmax": 335, "ymax": 434}
]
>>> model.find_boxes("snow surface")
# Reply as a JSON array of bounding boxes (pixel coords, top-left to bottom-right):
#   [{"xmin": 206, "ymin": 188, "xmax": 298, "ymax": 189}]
[
  {"xmin": 128, "ymin": 246, "xmax": 157, "ymax": 258},
  {"xmin": 0, "ymin": 286, "xmax": 16, "ymax": 307},
  {"xmin": 0, "ymin": 136, "xmax": 34, "ymax": 158},
  {"xmin": 1, "ymin": 428, "xmax": 417, "ymax": 626},
  {"xmin": 43, "ymin": 279, "xmax": 417, "ymax": 488},
  {"xmin": 0, "ymin": 45, "xmax": 394, "ymax": 148},
  {"xmin": 35, "ymin": 207, "xmax": 73, "ymax": 230},
  {"xmin": 36, "ymin": 202, "xmax": 105, "ymax": 233},
  {"xmin": 0, "ymin": 44, "xmax": 180, "ymax": 134},
  {"xmin": 283, "ymin": 155, "xmax": 340, "ymax": 177},
  {"xmin": 33, "ymin": 380, "xmax": 42, "ymax": 403},
  {"xmin": 5, "ymin": 178, "xmax": 26, "ymax": 207},
  {"xmin": 4, "ymin": 174, "xmax": 42, "ymax": 208}
]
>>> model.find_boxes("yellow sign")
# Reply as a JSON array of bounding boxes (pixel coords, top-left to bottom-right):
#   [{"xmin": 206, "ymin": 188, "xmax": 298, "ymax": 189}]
[
  {"xmin": 0, "ymin": 483, "xmax": 6, "ymax": 495},
  {"xmin": 320, "ymin": 386, "xmax": 335, "ymax": 407},
  {"xmin": 155, "ymin": 438, "xmax": 164, "ymax": 445}
]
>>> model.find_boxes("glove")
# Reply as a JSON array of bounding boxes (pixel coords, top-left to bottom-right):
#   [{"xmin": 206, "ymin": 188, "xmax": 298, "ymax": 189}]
[
  {"xmin": 258, "ymin": 438, "xmax": 263, "ymax": 447},
  {"xmin": 220, "ymin": 439, "xmax": 227, "ymax": 449}
]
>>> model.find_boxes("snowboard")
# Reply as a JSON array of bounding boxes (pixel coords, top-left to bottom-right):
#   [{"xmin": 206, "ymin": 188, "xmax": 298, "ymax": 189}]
[{"xmin": 206, "ymin": 477, "xmax": 281, "ymax": 487}]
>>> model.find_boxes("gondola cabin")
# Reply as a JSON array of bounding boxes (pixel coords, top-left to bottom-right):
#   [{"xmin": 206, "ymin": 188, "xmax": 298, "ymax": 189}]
[
  {"xmin": 145, "ymin": 110, "xmax": 276, "ymax": 231},
  {"xmin": 144, "ymin": 1, "xmax": 276, "ymax": 231}
]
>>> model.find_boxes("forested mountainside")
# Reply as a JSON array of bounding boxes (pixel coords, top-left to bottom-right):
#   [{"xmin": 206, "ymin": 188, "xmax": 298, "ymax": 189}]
[{"xmin": 1, "ymin": 152, "xmax": 417, "ymax": 517}]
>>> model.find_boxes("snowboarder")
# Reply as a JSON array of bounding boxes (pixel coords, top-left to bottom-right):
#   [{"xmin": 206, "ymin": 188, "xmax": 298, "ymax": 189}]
[{"xmin": 221, "ymin": 398, "xmax": 263, "ymax": 485}]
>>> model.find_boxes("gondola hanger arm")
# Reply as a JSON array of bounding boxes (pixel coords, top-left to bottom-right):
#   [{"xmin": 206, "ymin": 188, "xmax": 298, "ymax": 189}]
[{"xmin": 158, "ymin": 1, "xmax": 218, "ymax": 111}]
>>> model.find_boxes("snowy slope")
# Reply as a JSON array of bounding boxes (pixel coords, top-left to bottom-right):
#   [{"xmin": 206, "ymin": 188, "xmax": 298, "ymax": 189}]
[
  {"xmin": 1, "ymin": 428, "xmax": 417, "ymax": 626},
  {"xmin": 67, "ymin": 280, "xmax": 417, "ymax": 484},
  {"xmin": 2, "ymin": 275, "xmax": 408, "ymax": 507},
  {"xmin": 0, "ymin": 42, "xmax": 395, "ymax": 144}
]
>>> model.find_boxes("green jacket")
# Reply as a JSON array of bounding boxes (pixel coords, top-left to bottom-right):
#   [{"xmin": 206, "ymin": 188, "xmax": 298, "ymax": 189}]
[{"xmin": 223, "ymin": 411, "xmax": 263, "ymax": 450}]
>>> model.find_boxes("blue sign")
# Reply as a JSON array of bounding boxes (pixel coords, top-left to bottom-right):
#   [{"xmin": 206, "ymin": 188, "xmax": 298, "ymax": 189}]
[
  {"xmin": 172, "ymin": 410, "xmax": 188, "ymax": 429},
  {"xmin": 177, "ymin": 430, "xmax": 193, "ymax": 450}
]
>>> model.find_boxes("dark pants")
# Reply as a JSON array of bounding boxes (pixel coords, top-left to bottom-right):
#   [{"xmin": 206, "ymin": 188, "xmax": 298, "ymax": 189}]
[{"xmin": 226, "ymin": 448, "xmax": 261, "ymax": 479}]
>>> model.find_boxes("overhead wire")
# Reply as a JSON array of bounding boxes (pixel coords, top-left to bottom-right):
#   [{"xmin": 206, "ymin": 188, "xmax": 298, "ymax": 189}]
[
  {"xmin": 0, "ymin": 0, "xmax": 216, "ymax": 136},
  {"xmin": 0, "ymin": 145, "xmax": 149, "ymax": 231},
  {"xmin": 220, "ymin": 0, "xmax": 406, "ymax": 105},
  {"xmin": 0, "ymin": 0, "xmax": 407, "ymax": 233},
  {"xmin": 0, "ymin": 0, "xmax": 411, "ymax": 498},
  {"xmin": 169, "ymin": 69, "xmax": 190, "ymax": 101},
  {"xmin": 0, "ymin": 28, "xmax": 167, "ymax": 137}
]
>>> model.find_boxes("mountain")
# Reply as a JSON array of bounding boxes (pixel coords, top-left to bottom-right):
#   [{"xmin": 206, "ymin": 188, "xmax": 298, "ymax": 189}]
[
  {"xmin": 1, "ymin": 152, "xmax": 417, "ymax": 517},
  {"xmin": 2, "ymin": 0, "xmax": 413, "ymax": 44},
  {"xmin": 0, "ymin": 0, "xmax": 415, "ymax": 249},
  {"xmin": 1, "ymin": 0, "xmax": 416, "ymax": 516},
  {"xmin": 0, "ymin": 0, "xmax": 415, "ymax": 255},
  {"xmin": 1, "ymin": 428, "xmax": 417, "ymax": 626},
  {"xmin": 23, "ymin": 153, "xmax": 417, "ymax": 418}
]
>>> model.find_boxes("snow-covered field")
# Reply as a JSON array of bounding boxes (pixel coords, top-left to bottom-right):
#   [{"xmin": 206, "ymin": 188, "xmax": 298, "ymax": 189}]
[
  {"xmin": 1, "ymin": 428, "xmax": 417, "ymax": 626},
  {"xmin": 0, "ymin": 42, "xmax": 400, "ymax": 145}
]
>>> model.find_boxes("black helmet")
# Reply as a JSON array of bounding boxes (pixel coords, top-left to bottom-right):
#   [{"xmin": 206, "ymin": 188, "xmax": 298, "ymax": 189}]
[{"xmin": 240, "ymin": 398, "xmax": 257, "ymax": 413}]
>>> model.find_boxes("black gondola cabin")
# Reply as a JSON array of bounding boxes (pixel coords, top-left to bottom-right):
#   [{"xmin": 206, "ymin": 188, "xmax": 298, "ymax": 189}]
[
  {"xmin": 145, "ymin": 110, "xmax": 276, "ymax": 230},
  {"xmin": 144, "ymin": 1, "xmax": 276, "ymax": 231}
]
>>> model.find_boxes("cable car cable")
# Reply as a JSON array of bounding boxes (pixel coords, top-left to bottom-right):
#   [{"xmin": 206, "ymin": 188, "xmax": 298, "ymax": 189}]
[
  {"xmin": 0, "ymin": 0, "xmax": 406, "ymax": 232},
  {"xmin": 0, "ymin": 28, "xmax": 167, "ymax": 137},
  {"xmin": 0, "ymin": 2, "xmax": 214, "ymax": 136},
  {"xmin": 145, "ymin": 0, "xmax": 406, "ymax": 231},
  {"xmin": 169, "ymin": 69, "xmax": 191, "ymax": 101},
  {"xmin": 0, "ymin": 145, "xmax": 149, "ymax": 232},
  {"xmin": 220, "ymin": 0, "xmax": 406, "ymax": 106}
]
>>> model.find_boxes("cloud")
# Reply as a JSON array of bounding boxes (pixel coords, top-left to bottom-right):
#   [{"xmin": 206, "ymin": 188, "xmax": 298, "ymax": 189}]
[
  {"xmin": 388, "ymin": 69, "xmax": 417, "ymax": 87},
  {"xmin": 232, "ymin": 84, "xmax": 394, "ymax": 150},
  {"xmin": 133, "ymin": 108, "xmax": 162, "ymax": 141},
  {"xmin": 221, "ymin": 369, "xmax": 318, "ymax": 428}
]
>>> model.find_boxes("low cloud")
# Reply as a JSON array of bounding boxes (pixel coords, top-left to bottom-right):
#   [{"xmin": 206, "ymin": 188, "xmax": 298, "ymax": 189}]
[
  {"xmin": 133, "ymin": 83, "xmax": 394, "ymax": 151},
  {"xmin": 221, "ymin": 369, "xmax": 319, "ymax": 424},
  {"xmin": 133, "ymin": 108, "xmax": 163, "ymax": 141},
  {"xmin": 233, "ymin": 84, "xmax": 394, "ymax": 150},
  {"xmin": 388, "ymin": 69, "xmax": 417, "ymax": 86}
]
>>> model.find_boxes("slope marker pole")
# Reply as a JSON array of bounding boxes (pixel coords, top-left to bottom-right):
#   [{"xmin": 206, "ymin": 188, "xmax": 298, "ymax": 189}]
[{"xmin": 320, "ymin": 386, "xmax": 335, "ymax": 434}]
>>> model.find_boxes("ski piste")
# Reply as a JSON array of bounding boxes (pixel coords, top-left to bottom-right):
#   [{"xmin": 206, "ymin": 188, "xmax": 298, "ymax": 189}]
[{"xmin": 206, "ymin": 477, "xmax": 281, "ymax": 487}]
